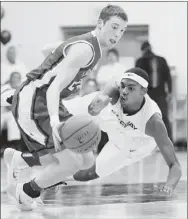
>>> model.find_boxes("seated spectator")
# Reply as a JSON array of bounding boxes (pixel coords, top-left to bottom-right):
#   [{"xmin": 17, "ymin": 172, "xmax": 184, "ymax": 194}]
[
  {"xmin": 1, "ymin": 45, "xmax": 28, "ymax": 85},
  {"xmin": 80, "ymin": 79, "xmax": 98, "ymax": 96},
  {"xmin": 1, "ymin": 72, "xmax": 27, "ymax": 154}
]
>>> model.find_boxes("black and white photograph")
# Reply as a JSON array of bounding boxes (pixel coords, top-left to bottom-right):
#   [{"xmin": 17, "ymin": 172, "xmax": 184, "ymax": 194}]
[{"xmin": 1, "ymin": 1, "xmax": 187, "ymax": 219}]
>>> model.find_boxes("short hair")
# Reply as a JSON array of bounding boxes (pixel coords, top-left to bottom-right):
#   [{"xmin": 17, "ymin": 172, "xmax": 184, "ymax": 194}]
[
  {"xmin": 107, "ymin": 48, "xmax": 119, "ymax": 57},
  {"xmin": 125, "ymin": 67, "xmax": 149, "ymax": 83},
  {"xmin": 141, "ymin": 41, "xmax": 151, "ymax": 51},
  {"xmin": 99, "ymin": 4, "xmax": 128, "ymax": 23}
]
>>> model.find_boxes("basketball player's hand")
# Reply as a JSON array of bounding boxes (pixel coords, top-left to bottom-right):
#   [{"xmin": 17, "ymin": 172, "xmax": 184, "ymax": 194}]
[
  {"xmin": 153, "ymin": 184, "xmax": 174, "ymax": 197},
  {"xmin": 88, "ymin": 94, "xmax": 112, "ymax": 116}
]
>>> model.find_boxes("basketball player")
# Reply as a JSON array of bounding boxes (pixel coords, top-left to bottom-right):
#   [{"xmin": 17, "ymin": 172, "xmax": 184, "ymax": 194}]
[
  {"xmin": 67, "ymin": 67, "xmax": 182, "ymax": 196},
  {"xmin": 4, "ymin": 5, "xmax": 128, "ymax": 210}
]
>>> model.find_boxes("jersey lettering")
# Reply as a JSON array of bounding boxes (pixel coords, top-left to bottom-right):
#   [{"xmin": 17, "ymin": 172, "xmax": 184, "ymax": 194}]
[
  {"xmin": 68, "ymin": 80, "xmax": 82, "ymax": 91},
  {"xmin": 111, "ymin": 109, "xmax": 138, "ymax": 130}
]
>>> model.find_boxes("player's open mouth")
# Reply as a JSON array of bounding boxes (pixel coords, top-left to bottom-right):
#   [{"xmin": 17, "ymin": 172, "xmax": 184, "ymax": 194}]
[
  {"xmin": 120, "ymin": 96, "xmax": 128, "ymax": 102},
  {"xmin": 110, "ymin": 39, "xmax": 116, "ymax": 44}
]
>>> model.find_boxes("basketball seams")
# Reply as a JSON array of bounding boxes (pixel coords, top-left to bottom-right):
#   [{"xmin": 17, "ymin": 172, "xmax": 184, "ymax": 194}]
[
  {"xmin": 61, "ymin": 120, "xmax": 93, "ymax": 141},
  {"xmin": 68, "ymin": 127, "xmax": 100, "ymax": 151}
]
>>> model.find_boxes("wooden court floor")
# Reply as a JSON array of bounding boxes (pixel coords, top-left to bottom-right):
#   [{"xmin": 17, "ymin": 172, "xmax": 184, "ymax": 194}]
[{"xmin": 1, "ymin": 151, "xmax": 187, "ymax": 219}]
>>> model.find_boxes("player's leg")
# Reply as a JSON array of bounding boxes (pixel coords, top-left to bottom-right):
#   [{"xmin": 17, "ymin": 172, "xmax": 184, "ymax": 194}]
[
  {"xmin": 7, "ymin": 88, "xmax": 96, "ymax": 209},
  {"xmin": 72, "ymin": 139, "xmax": 130, "ymax": 182},
  {"xmin": 72, "ymin": 134, "xmax": 157, "ymax": 182},
  {"xmin": 7, "ymin": 146, "xmax": 89, "ymax": 210},
  {"xmin": 7, "ymin": 91, "xmax": 99, "ymax": 172}
]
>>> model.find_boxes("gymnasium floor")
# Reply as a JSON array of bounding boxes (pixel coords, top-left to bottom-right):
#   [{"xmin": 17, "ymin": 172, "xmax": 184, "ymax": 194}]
[{"xmin": 1, "ymin": 151, "xmax": 187, "ymax": 219}]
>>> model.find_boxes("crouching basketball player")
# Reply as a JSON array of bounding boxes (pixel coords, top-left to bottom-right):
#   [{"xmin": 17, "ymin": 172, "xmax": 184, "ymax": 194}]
[
  {"xmin": 3, "ymin": 5, "xmax": 128, "ymax": 210},
  {"xmin": 70, "ymin": 67, "xmax": 182, "ymax": 196}
]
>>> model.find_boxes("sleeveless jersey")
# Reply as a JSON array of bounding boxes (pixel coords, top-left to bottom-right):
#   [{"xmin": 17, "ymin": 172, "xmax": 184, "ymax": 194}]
[
  {"xmin": 97, "ymin": 94, "xmax": 162, "ymax": 150},
  {"xmin": 110, "ymin": 94, "xmax": 161, "ymax": 133},
  {"xmin": 26, "ymin": 31, "xmax": 102, "ymax": 100}
]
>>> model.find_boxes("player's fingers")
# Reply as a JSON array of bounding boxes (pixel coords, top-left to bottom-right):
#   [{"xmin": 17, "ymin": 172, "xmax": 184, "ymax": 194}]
[
  {"xmin": 162, "ymin": 186, "xmax": 173, "ymax": 195},
  {"xmin": 54, "ymin": 126, "xmax": 62, "ymax": 142},
  {"xmin": 52, "ymin": 131, "xmax": 62, "ymax": 152}
]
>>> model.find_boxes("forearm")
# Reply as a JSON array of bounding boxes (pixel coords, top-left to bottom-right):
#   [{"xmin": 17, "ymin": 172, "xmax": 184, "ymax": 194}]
[
  {"xmin": 46, "ymin": 84, "xmax": 61, "ymax": 125},
  {"xmin": 165, "ymin": 163, "xmax": 182, "ymax": 188},
  {"xmin": 88, "ymin": 93, "xmax": 111, "ymax": 116}
]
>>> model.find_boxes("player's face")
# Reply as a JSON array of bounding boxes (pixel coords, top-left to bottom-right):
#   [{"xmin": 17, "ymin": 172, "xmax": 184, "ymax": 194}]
[
  {"xmin": 119, "ymin": 79, "xmax": 144, "ymax": 108},
  {"xmin": 99, "ymin": 16, "xmax": 127, "ymax": 48}
]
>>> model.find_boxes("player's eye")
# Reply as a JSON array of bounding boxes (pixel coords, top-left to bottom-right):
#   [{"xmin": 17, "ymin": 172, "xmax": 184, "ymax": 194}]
[
  {"xmin": 128, "ymin": 87, "xmax": 134, "ymax": 91},
  {"xmin": 112, "ymin": 24, "xmax": 118, "ymax": 29}
]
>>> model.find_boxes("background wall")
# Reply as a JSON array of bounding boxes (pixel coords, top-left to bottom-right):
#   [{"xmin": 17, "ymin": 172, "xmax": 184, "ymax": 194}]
[{"xmin": 1, "ymin": 2, "xmax": 187, "ymax": 95}]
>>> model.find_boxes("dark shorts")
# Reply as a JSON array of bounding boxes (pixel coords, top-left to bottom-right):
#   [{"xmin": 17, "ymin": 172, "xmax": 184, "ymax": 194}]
[{"xmin": 12, "ymin": 80, "xmax": 72, "ymax": 156}]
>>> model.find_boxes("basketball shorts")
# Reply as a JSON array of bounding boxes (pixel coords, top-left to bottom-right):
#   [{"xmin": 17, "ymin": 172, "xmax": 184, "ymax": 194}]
[{"xmin": 11, "ymin": 80, "xmax": 72, "ymax": 156}]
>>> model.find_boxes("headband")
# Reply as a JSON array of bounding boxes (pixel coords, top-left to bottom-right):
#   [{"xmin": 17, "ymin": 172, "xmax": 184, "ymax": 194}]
[{"xmin": 120, "ymin": 72, "xmax": 148, "ymax": 88}]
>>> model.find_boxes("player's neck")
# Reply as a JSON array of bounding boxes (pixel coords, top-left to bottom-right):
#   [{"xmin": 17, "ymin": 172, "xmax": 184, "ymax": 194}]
[
  {"xmin": 122, "ymin": 97, "xmax": 145, "ymax": 116},
  {"xmin": 93, "ymin": 29, "xmax": 107, "ymax": 49}
]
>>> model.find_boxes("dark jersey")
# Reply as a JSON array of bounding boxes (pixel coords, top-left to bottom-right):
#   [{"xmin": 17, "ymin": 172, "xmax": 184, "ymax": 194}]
[{"xmin": 27, "ymin": 31, "xmax": 102, "ymax": 99}]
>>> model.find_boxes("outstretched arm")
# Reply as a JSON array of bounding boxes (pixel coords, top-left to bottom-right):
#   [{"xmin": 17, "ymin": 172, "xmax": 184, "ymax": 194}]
[
  {"xmin": 88, "ymin": 84, "xmax": 120, "ymax": 116},
  {"xmin": 146, "ymin": 113, "xmax": 182, "ymax": 195}
]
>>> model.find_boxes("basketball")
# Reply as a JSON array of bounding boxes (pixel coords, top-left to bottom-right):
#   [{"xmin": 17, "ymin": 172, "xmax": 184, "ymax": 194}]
[{"xmin": 59, "ymin": 115, "xmax": 101, "ymax": 154}]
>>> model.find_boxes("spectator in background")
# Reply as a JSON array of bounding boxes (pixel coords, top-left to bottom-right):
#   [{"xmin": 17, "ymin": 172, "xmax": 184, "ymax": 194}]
[
  {"xmin": 135, "ymin": 41, "xmax": 172, "ymax": 141},
  {"xmin": 96, "ymin": 48, "xmax": 125, "ymax": 89},
  {"xmin": 1, "ymin": 72, "xmax": 27, "ymax": 154},
  {"xmin": 1, "ymin": 45, "xmax": 28, "ymax": 85},
  {"xmin": 80, "ymin": 79, "xmax": 98, "ymax": 96}
]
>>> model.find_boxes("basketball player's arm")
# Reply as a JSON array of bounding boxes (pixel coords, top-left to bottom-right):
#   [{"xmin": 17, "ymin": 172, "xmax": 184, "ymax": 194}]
[
  {"xmin": 46, "ymin": 43, "xmax": 93, "ymax": 127},
  {"xmin": 146, "ymin": 113, "xmax": 182, "ymax": 193},
  {"xmin": 88, "ymin": 84, "xmax": 120, "ymax": 116}
]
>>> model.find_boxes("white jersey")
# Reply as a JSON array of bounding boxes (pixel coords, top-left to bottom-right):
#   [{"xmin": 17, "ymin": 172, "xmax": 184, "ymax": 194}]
[
  {"xmin": 96, "ymin": 94, "xmax": 161, "ymax": 151},
  {"xmin": 64, "ymin": 92, "xmax": 161, "ymax": 149},
  {"xmin": 108, "ymin": 94, "xmax": 161, "ymax": 132},
  {"xmin": 64, "ymin": 92, "xmax": 162, "ymax": 177}
]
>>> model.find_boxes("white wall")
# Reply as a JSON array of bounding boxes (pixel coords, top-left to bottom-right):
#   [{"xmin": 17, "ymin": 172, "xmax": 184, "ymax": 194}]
[{"xmin": 1, "ymin": 2, "xmax": 187, "ymax": 95}]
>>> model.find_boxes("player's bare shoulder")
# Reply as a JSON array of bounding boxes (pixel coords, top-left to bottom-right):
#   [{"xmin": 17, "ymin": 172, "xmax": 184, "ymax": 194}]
[
  {"xmin": 65, "ymin": 42, "xmax": 94, "ymax": 68},
  {"xmin": 145, "ymin": 112, "xmax": 168, "ymax": 139}
]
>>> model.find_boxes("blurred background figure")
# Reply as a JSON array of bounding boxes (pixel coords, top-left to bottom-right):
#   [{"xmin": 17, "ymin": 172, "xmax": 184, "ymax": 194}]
[
  {"xmin": 81, "ymin": 79, "xmax": 98, "ymax": 96},
  {"xmin": 1, "ymin": 6, "xmax": 5, "ymax": 19},
  {"xmin": 1, "ymin": 6, "xmax": 12, "ymax": 46},
  {"xmin": 1, "ymin": 46, "xmax": 28, "ymax": 85},
  {"xmin": 96, "ymin": 48, "xmax": 125, "ymax": 90},
  {"xmin": 1, "ymin": 72, "xmax": 27, "ymax": 156},
  {"xmin": 135, "ymin": 41, "xmax": 172, "ymax": 141}
]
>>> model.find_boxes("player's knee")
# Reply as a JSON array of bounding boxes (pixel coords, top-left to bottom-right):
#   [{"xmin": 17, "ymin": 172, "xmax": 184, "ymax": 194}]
[{"xmin": 55, "ymin": 149, "xmax": 84, "ymax": 170}]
